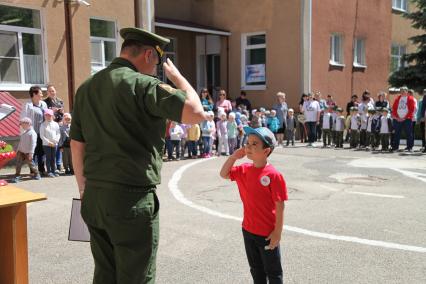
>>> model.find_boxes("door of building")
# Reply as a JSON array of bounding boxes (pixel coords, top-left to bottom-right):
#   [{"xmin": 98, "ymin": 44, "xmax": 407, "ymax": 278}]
[
  {"xmin": 196, "ymin": 35, "xmax": 221, "ymax": 99},
  {"xmin": 207, "ymin": 54, "xmax": 221, "ymax": 101}
]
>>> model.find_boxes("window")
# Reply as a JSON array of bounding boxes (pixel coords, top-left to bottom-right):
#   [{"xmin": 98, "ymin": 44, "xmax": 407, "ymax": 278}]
[
  {"xmin": 90, "ymin": 18, "xmax": 117, "ymax": 74},
  {"xmin": 0, "ymin": 4, "xmax": 46, "ymax": 86},
  {"xmin": 241, "ymin": 32, "xmax": 266, "ymax": 90},
  {"xmin": 390, "ymin": 44, "xmax": 406, "ymax": 73},
  {"xmin": 157, "ymin": 37, "xmax": 176, "ymax": 84},
  {"xmin": 353, "ymin": 38, "xmax": 366, "ymax": 67},
  {"xmin": 330, "ymin": 34, "xmax": 344, "ymax": 66},
  {"xmin": 392, "ymin": 0, "xmax": 408, "ymax": 12}
]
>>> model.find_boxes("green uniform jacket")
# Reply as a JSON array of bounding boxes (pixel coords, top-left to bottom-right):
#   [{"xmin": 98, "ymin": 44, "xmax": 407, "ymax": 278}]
[{"xmin": 70, "ymin": 57, "xmax": 186, "ymax": 188}]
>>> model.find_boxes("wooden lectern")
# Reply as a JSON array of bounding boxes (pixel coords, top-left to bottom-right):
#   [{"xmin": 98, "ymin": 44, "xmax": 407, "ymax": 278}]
[{"xmin": 0, "ymin": 185, "xmax": 46, "ymax": 284}]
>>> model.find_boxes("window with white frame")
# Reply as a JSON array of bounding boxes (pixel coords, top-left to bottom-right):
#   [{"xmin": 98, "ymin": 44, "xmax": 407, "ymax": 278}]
[
  {"xmin": 157, "ymin": 37, "xmax": 176, "ymax": 84},
  {"xmin": 0, "ymin": 4, "xmax": 46, "ymax": 85},
  {"xmin": 330, "ymin": 34, "xmax": 344, "ymax": 65},
  {"xmin": 353, "ymin": 38, "xmax": 366, "ymax": 67},
  {"xmin": 390, "ymin": 44, "xmax": 406, "ymax": 73},
  {"xmin": 241, "ymin": 32, "xmax": 266, "ymax": 89},
  {"xmin": 90, "ymin": 18, "xmax": 117, "ymax": 74},
  {"xmin": 392, "ymin": 0, "xmax": 408, "ymax": 12}
]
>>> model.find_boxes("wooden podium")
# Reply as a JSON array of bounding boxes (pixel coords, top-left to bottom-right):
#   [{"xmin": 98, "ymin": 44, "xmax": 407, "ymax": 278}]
[{"xmin": 0, "ymin": 185, "xmax": 46, "ymax": 284}]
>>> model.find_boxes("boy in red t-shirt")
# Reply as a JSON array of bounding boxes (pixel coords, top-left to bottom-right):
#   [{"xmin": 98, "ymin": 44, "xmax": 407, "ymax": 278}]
[{"xmin": 220, "ymin": 126, "xmax": 288, "ymax": 283}]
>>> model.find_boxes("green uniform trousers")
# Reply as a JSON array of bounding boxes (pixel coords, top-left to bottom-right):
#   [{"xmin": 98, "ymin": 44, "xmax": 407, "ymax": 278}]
[{"xmin": 81, "ymin": 183, "xmax": 159, "ymax": 284}]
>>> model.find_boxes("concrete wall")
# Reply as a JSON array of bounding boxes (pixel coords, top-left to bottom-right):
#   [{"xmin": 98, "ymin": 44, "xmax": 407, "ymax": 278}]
[
  {"xmin": 311, "ymin": 0, "xmax": 392, "ymax": 109},
  {"xmin": 1, "ymin": 0, "xmax": 136, "ymax": 111},
  {"xmin": 155, "ymin": 0, "xmax": 192, "ymax": 21}
]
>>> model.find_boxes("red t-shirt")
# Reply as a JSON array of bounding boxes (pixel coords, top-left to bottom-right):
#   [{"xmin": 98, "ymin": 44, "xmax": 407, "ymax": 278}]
[{"xmin": 229, "ymin": 163, "xmax": 288, "ymax": 237}]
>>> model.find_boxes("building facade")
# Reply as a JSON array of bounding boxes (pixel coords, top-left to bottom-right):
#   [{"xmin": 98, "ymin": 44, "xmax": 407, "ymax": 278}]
[
  {"xmin": 0, "ymin": 0, "xmax": 147, "ymax": 112},
  {"xmin": 155, "ymin": 0, "xmax": 422, "ymax": 109},
  {"xmin": 0, "ymin": 0, "xmax": 422, "ymax": 114}
]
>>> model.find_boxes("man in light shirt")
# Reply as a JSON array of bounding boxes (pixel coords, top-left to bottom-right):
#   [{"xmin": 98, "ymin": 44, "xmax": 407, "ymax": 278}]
[{"xmin": 302, "ymin": 93, "xmax": 320, "ymax": 147}]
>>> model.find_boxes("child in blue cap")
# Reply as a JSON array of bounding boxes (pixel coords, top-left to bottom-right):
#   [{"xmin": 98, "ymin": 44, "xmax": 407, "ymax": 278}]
[{"xmin": 220, "ymin": 126, "xmax": 288, "ymax": 283}]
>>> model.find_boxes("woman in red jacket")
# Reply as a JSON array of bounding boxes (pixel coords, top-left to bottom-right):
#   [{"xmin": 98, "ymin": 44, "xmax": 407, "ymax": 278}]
[{"xmin": 391, "ymin": 86, "xmax": 416, "ymax": 152}]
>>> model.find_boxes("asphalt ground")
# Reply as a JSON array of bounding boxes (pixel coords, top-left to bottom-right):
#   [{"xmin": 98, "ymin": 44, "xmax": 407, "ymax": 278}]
[{"xmin": 2, "ymin": 143, "xmax": 425, "ymax": 283}]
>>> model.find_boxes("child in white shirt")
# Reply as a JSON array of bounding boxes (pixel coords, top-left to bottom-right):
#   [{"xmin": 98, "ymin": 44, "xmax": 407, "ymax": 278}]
[{"xmin": 39, "ymin": 109, "xmax": 60, "ymax": 177}]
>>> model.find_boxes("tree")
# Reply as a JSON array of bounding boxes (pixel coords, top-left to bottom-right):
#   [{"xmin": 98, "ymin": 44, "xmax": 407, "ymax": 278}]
[{"xmin": 389, "ymin": 0, "xmax": 426, "ymax": 92}]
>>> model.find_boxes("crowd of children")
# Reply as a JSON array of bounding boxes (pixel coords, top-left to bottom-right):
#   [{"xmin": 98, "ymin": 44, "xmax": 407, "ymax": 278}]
[{"xmin": 163, "ymin": 88, "xmax": 426, "ymax": 161}]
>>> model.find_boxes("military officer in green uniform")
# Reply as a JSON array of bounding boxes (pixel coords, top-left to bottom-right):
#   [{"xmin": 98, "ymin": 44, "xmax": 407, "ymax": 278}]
[{"xmin": 70, "ymin": 27, "xmax": 206, "ymax": 284}]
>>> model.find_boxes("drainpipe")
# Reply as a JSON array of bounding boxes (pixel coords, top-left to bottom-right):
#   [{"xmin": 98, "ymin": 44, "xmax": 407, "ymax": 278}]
[
  {"xmin": 226, "ymin": 35, "xmax": 230, "ymax": 95},
  {"xmin": 134, "ymin": 0, "xmax": 140, "ymax": 27},
  {"xmin": 64, "ymin": 0, "xmax": 75, "ymax": 111},
  {"xmin": 301, "ymin": 0, "xmax": 312, "ymax": 96},
  {"xmin": 135, "ymin": 0, "xmax": 154, "ymax": 31},
  {"xmin": 308, "ymin": 0, "xmax": 312, "ymax": 94},
  {"xmin": 351, "ymin": 0, "xmax": 360, "ymax": 97},
  {"xmin": 147, "ymin": 0, "xmax": 153, "ymax": 32}
]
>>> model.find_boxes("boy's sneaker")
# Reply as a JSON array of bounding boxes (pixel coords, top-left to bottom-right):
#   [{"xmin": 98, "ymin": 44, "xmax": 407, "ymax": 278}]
[
  {"xmin": 48, "ymin": 173, "xmax": 55, "ymax": 178},
  {"xmin": 33, "ymin": 174, "xmax": 41, "ymax": 180},
  {"xmin": 54, "ymin": 173, "xmax": 60, "ymax": 177},
  {"xmin": 12, "ymin": 176, "xmax": 21, "ymax": 183}
]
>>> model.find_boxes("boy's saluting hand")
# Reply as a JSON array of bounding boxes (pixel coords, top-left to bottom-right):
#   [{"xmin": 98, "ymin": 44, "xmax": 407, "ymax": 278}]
[{"xmin": 232, "ymin": 147, "xmax": 246, "ymax": 160}]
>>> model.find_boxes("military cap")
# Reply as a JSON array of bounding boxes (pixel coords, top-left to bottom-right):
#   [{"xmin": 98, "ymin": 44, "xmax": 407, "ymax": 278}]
[
  {"xmin": 367, "ymin": 108, "xmax": 376, "ymax": 113},
  {"xmin": 120, "ymin": 27, "xmax": 170, "ymax": 58},
  {"xmin": 336, "ymin": 107, "xmax": 343, "ymax": 112},
  {"xmin": 350, "ymin": 106, "xmax": 358, "ymax": 111},
  {"xmin": 375, "ymin": 107, "xmax": 382, "ymax": 112},
  {"xmin": 400, "ymin": 86, "xmax": 408, "ymax": 92},
  {"xmin": 381, "ymin": 107, "xmax": 390, "ymax": 112}
]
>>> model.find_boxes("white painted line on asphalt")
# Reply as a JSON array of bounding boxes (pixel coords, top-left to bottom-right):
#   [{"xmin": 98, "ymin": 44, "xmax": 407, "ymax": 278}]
[
  {"xmin": 390, "ymin": 168, "xmax": 426, "ymax": 184},
  {"xmin": 346, "ymin": 191, "xmax": 405, "ymax": 199},
  {"xmin": 349, "ymin": 158, "xmax": 426, "ymax": 184},
  {"xmin": 319, "ymin": 184, "xmax": 340, "ymax": 192},
  {"xmin": 320, "ymin": 184, "xmax": 405, "ymax": 199},
  {"xmin": 169, "ymin": 159, "xmax": 426, "ymax": 253}
]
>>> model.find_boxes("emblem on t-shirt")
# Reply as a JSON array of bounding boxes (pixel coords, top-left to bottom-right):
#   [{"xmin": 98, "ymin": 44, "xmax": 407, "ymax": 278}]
[{"xmin": 260, "ymin": 175, "xmax": 270, "ymax": 186}]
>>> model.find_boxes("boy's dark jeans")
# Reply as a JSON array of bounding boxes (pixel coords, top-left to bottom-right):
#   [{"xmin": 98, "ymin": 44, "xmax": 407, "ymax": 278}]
[{"xmin": 242, "ymin": 229, "xmax": 283, "ymax": 284}]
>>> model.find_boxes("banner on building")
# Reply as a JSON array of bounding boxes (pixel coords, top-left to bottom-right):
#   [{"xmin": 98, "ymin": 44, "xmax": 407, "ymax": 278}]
[{"xmin": 245, "ymin": 64, "xmax": 265, "ymax": 84}]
